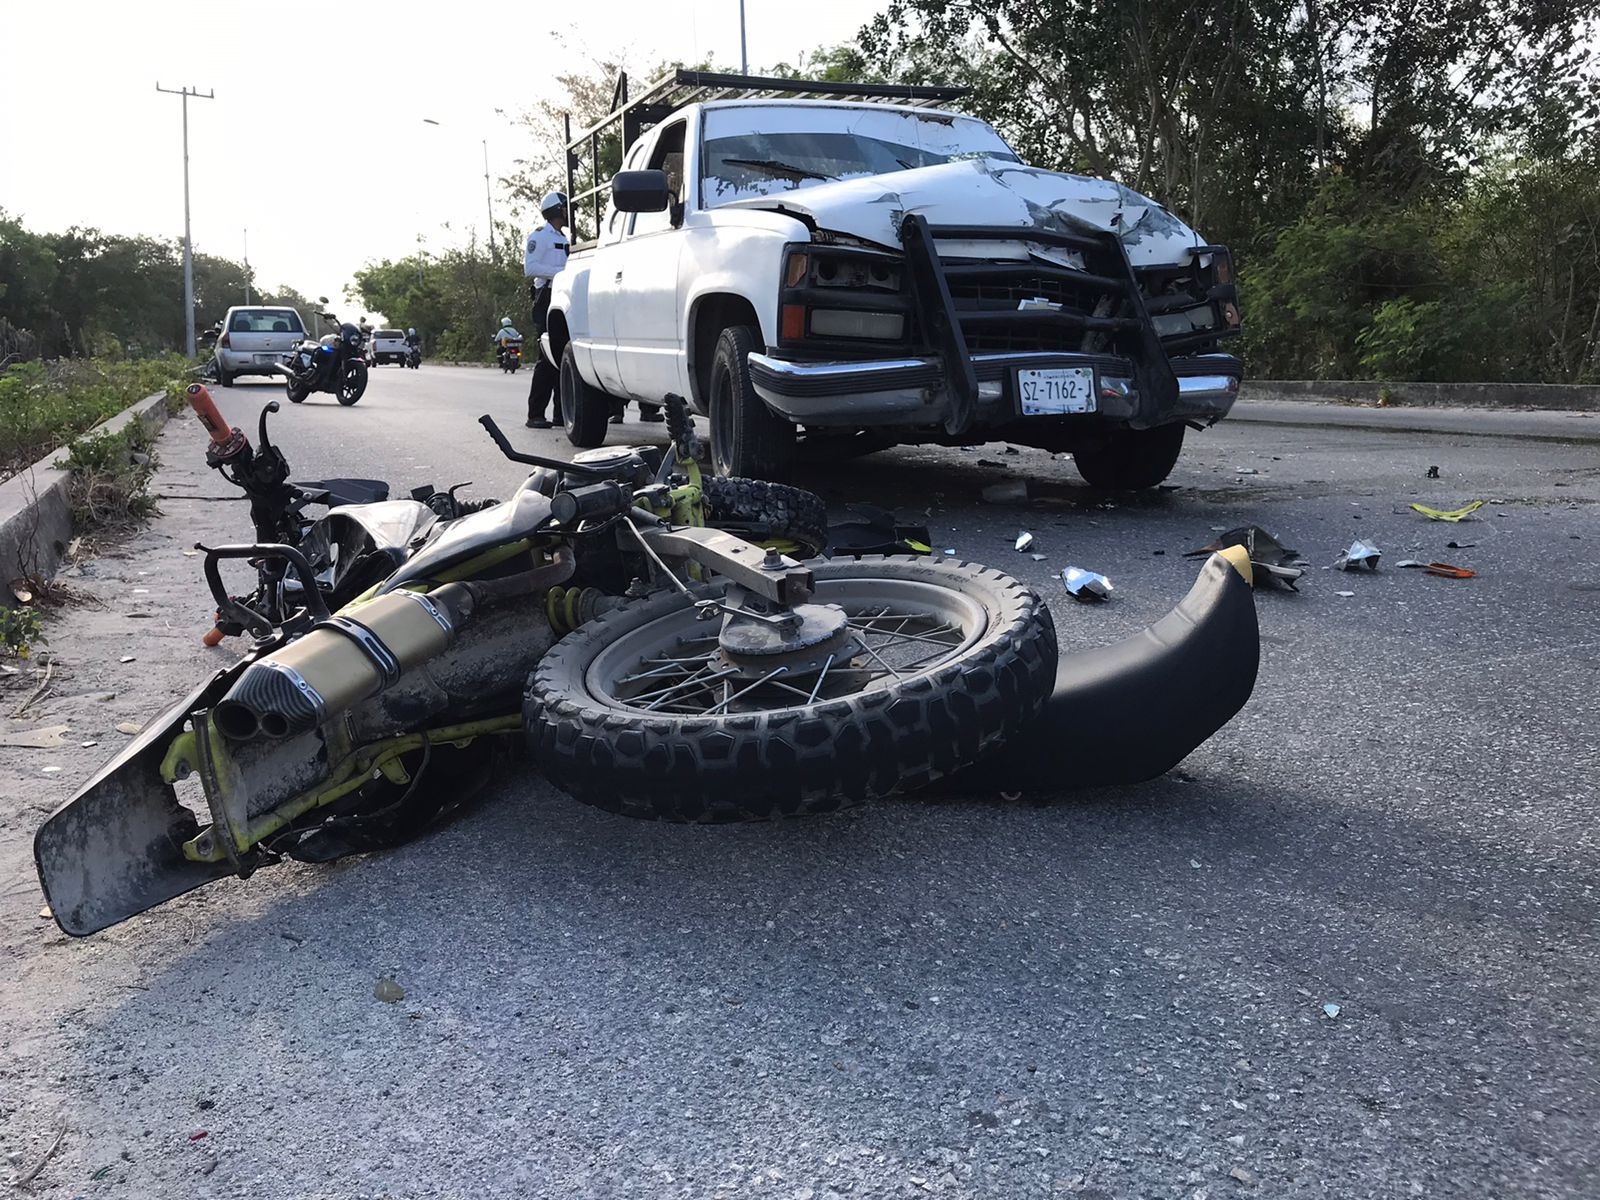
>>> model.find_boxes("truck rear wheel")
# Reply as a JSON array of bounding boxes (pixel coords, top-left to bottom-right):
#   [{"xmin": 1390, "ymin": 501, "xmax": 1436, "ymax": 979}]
[
  {"xmin": 1073, "ymin": 423, "xmax": 1186, "ymax": 490},
  {"xmin": 560, "ymin": 341, "xmax": 610, "ymax": 448},
  {"xmin": 709, "ymin": 325, "xmax": 794, "ymax": 482}
]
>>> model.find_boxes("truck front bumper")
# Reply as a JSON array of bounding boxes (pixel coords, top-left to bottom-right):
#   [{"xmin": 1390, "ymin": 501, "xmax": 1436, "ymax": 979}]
[{"xmin": 746, "ymin": 351, "xmax": 1243, "ymax": 430}]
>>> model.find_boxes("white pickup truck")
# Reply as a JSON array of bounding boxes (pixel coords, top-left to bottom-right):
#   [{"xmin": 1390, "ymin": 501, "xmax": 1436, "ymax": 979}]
[{"xmin": 547, "ymin": 72, "xmax": 1242, "ymax": 488}]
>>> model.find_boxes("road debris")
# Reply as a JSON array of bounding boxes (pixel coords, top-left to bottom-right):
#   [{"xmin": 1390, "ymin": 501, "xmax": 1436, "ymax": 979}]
[
  {"xmin": 1187, "ymin": 526, "xmax": 1306, "ymax": 590},
  {"xmin": 1410, "ymin": 500, "xmax": 1484, "ymax": 522},
  {"xmin": 981, "ymin": 480, "xmax": 1029, "ymax": 504},
  {"xmin": 16, "ymin": 1128, "xmax": 66, "ymax": 1187},
  {"xmin": 1322, "ymin": 1003, "xmax": 1342, "ymax": 1019},
  {"xmin": 115, "ymin": 721, "xmax": 144, "ymax": 735},
  {"xmin": 1229, "ymin": 1165, "xmax": 1256, "ymax": 1185},
  {"xmin": 826, "ymin": 505, "xmax": 933, "ymax": 556},
  {"xmin": 1014, "ymin": 532, "xmax": 1034, "ymax": 552},
  {"xmin": 1446, "ymin": 540, "xmax": 1475, "ymax": 549},
  {"xmin": 189, "ymin": 1129, "xmax": 209, "ymax": 1141},
  {"xmin": 1234, "ymin": 466, "xmax": 1260, "ymax": 475},
  {"xmin": 1060, "ymin": 566, "xmax": 1113, "ymax": 601},
  {"xmin": 10, "ymin": 658, "xmax": 54, "ymax": 718},
  {"xmin": 1396, "ymin": 561, "xmax": 1477, "ymax": 579},
  {"xmin": 1029, "ymin": 553, "xmax": 1047, "ymax": 562},
  {"xmin": 0, "ymin": 723, "xmax": 71, "ymax": 748},
  {"xmin": 374, "ymin": 976, "xmax": 406, "ymax": 1003},
  {"xmin": 1426, "ymin": 465, "xmax": 1440, "ymax": 479},
  {"xmin": 119, "ymin": 655, "xmax": 136, "ymax": 664},
  {"xmin": 1335, "ymin": 591, "xmax": 1355, "ymax": 598},
  {"xmin": 1336, "ymin": 539, "xmax": 1381, "ymax": 571}
]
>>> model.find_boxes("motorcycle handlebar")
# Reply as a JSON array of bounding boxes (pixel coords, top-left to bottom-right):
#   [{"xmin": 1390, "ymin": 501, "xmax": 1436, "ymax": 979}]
[
  {"xmin": 475, "ymin": 414, "xmax": 614, "ymax": 478},
  {"xmin": 551, "ymin": 481, "xmax": 632, "ymax": 525}
]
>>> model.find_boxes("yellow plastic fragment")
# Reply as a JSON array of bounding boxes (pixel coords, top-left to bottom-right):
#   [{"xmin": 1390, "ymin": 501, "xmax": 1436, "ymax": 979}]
[{"xmin": 1409, "ymin": 500, "xmax": 1484, "ymax": 522}]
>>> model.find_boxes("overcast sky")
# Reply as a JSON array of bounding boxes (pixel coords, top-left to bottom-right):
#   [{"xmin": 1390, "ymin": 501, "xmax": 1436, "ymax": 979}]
[{"xmin": 0, "ymin": 0, "xmax": 882, "ymax": 310}]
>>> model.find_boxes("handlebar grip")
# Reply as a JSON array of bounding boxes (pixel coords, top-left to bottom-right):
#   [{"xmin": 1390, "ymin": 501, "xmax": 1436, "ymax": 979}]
[
  {"xmin": 186, "ymin": 383, "xmax": 232, "ymax": 445},
  {"xmin": 551, "ymin": 482, "xmax": 632, "ymax": 525}
]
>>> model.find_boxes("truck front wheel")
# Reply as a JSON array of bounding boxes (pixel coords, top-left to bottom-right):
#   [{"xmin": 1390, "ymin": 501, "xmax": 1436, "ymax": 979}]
[
  {"xmin": 560, "ymin": 341, "xmax": 610, "ymax": 448},
  {"xmin": 709, "ymin": 325, "xmax": 794, "ymax": 482},
  {"xmin": 1073, "ymin": 423, "xmax": 1186, "ymax": 490}
]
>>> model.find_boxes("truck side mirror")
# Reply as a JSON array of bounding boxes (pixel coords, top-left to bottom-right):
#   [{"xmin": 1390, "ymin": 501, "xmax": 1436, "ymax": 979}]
[{"xmin": 612, "ymin": 169, "xmax": 670, "ymax": 213}]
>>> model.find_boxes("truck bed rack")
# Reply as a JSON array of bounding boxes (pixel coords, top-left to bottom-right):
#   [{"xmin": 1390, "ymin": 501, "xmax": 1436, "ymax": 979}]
[{"xmin": 564, "ymin": 69, "xmax": 970, "ymax": 242}]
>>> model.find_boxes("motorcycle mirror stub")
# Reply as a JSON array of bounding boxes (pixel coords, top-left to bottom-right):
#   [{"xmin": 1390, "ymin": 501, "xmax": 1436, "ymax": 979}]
[{"xmin": 612, "ymin": 169, "xmax": 671, "ymax": 213}]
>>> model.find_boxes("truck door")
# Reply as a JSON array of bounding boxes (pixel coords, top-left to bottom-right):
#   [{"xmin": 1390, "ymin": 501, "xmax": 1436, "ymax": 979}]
[
  {"xmin": 613, "ymin": 120, "xmax": 689, "ymax": 402},
  {"xmin": 582, "ymin": 140, "xmax": 651, "ymax": 396}
]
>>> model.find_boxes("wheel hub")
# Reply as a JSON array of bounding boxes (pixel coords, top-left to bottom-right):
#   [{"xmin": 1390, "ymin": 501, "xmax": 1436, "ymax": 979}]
[{"xmin": 717, "ymin": 602, "xmax": 851, "ymax": 677}]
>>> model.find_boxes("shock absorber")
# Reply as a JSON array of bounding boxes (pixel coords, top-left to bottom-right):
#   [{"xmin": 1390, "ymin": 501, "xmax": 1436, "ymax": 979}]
[{"xmin": 545, "ymin": 586, "xmax": 621, "ymax": 634}]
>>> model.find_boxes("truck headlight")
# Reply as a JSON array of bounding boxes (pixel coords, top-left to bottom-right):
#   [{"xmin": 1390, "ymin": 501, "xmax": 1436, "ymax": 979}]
[
  {"xmin": 1151, "ymin": 307, "xmax": 1218, "ymax": 338},
  {"xmin": 808, "ymin": 309, "xmax": 906, "ymax": 340}
]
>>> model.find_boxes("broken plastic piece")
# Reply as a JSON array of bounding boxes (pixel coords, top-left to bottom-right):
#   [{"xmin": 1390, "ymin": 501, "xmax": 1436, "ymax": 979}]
[
  {"xmin": 1396, "ymin": 560, "xmax": 1477, "ymax": 579},
  {"xmin": 1186, "ymin": 525, "xmax": 1305, "ymax": 590},
  {"xmin": 0, "ymin": 725, "xmax": 70, "ymax": 749},
  {"xmin": 1060, "ymin": 566, "xmax": 1112, "ymax": 601},
  {"xmin": 825, "ymin": 504, "xmax": 933, "ymax": 557},
  {"xmin": 1336, "ymin": 539, "xmax": 1381, "ymax": 571},
  {"xmin": 1015, "ymin": 531, "xmax": 1034, "ymax": 552},
  {"xmin": 1410, "ymin": 500, "xmax": 1484, "ymax": 522}
]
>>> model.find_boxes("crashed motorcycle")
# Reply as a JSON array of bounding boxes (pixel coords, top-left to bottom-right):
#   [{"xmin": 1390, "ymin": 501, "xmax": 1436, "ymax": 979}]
[
  {"xmin": 35, "ymin": 386, "xmax": 1260, "ymax": 936},
  {"xmin": 280, "ymin": 313, "xmax": 369, "ymax": 405}
]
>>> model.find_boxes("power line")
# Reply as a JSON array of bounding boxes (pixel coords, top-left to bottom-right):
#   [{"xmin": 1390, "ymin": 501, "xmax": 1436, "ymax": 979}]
[{"xmin": 156, "ymin": 83, "xmax": 215, "ymax": 357}]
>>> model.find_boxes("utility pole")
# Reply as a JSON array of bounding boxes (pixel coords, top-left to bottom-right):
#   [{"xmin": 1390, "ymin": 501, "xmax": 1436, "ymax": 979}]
[
  {"xmin": 156, "ymin": 83, "xmax": 215, "ymax": 357},
  {"xmin": 482, "ymin": 139, "xmax": 497, "ymax": 260},
  {"xmin": 243, "ymin": 227, "xmax": 250, "ymax": 305},
  {"xmin": 739, "ymin": 0, "xmax": 748, "ymax": 74}
]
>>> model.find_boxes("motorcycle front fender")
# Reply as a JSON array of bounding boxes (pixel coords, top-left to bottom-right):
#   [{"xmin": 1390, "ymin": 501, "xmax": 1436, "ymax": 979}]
[{"xmin": 938, "ymin": 548, "xmax": 1259, "ymax": 794}]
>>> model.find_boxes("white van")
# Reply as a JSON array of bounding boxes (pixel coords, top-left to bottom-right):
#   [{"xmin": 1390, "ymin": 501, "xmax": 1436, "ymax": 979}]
[{"xmin": 214, "ymin": 306, "xmax": 307, "ymax": 386}]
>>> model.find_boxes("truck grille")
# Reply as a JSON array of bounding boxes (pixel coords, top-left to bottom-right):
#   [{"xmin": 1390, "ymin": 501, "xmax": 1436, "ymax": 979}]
[{"xmin": 943, "ymin": 267, "xmax": 1115, "ymax": 353}]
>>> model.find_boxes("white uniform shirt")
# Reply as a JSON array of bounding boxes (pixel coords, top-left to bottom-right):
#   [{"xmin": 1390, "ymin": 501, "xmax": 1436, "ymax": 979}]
[
  {"xmin": 524, "ymin": 221, "xmax": 569, "ymax": 288},
  {"xmin": 493, "ymin": 325, "xmax": 523, "ymax": 346}
]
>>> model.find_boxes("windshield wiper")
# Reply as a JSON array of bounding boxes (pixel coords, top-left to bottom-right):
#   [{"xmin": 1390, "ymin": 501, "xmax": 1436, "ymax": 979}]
[{"xmin": 722, "ymin": 157, "xmax": 831, "ymax": 182}]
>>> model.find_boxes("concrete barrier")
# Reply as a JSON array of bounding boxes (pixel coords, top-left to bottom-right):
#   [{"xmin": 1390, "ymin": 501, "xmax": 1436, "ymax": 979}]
[
  {"xmin": 1245, "ymin": 379, "xmax": 1600, "ymax": 411},
  {"xmin": 0, "ymin": 390, "xmax": 173, "ymax": 607}
]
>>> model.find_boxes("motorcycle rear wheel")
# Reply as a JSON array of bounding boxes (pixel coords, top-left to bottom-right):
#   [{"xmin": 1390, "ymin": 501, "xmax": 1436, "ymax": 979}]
[{"xmin": 524, "ymin": 556, "xmax": 1057, "ymax": 821}]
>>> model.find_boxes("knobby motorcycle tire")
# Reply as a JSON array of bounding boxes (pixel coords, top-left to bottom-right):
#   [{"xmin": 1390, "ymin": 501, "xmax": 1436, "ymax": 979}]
[
  {"xmin": 700, "ymin": 476, "xmax": 829, "ymax": 559},
  {"xmin": 523, "ymin": 556, "xmax": 1057, "ymax": 822}
]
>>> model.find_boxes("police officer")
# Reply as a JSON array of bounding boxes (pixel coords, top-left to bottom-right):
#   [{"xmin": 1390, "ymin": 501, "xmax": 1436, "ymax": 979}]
[{"xmin": 523, "ymin": 191, "xmax": 569, "ymax": 429}]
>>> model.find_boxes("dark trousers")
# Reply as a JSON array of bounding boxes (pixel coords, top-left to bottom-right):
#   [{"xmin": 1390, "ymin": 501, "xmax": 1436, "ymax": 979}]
[{"xmin": 527, "ymin": 284, "xmax": 557, "ymax": 420}]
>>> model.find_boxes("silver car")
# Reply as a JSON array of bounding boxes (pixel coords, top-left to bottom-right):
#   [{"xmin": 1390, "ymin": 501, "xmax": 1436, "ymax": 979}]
[{"xmin": 214, "ymin": 306, "xmax": 307, "ymax": 386}]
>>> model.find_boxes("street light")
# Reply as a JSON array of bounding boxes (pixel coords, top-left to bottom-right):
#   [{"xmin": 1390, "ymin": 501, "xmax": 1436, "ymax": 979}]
[
  {"xmin": 420, "ymin": 117, "xmax": 497, "ymax": 258},
  {"xmin": 156, "ymin": 82, "xmax": 215, "ymax": 357}
]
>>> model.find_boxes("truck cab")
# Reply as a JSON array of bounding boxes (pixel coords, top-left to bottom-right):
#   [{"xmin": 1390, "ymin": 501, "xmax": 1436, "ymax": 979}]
[{"xmin": 546, "ymin": 71, "xmax": 1242, "ymax": 488}]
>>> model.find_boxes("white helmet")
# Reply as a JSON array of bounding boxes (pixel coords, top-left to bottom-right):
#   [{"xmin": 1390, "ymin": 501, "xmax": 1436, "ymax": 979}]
[
  {"xmin": 501, "ymin": 317, "xmax": 513, "ymax": 327},
  {"xmin": 539, "ymin": 191, "xmax": 568, "ymax": 216},
  {"xmin": 407, "ymin": 327, "xmax": 415, "ymax": 337}
]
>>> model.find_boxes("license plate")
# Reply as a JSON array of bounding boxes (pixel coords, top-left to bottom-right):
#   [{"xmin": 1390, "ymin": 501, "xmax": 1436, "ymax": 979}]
[
  {"xmin": 1017, "ymin": 367, "xmax": 1095, "ymax": 415},
  {"xmin": 254, "ymin": 353, "xmax": 278, "ymax": 364}
]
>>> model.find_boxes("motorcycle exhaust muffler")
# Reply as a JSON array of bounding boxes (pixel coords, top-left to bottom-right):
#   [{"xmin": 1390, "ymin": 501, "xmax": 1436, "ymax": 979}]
[{"xmin": 213, "ymin": 583, "xmax": 477, "ymax": 741}]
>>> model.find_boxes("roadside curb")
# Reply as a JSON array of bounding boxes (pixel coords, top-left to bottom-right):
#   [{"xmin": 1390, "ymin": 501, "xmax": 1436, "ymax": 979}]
[
  {"xmin": 0, "ymin": 389, "xmax": 174, "ymax": 607},
  {"xmin": 1245, "ymin": 380, "xmax": 1600, "ymax": 412}
]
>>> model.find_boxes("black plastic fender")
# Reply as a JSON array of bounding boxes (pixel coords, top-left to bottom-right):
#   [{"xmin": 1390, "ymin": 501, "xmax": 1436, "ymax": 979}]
[
  {"xmin": 34, "ymin": 666, "xmax": 244, "ymax": 936},
  {"xmin": 938, "ymin": 548, "xmax": 1259, "ymax": 794}
]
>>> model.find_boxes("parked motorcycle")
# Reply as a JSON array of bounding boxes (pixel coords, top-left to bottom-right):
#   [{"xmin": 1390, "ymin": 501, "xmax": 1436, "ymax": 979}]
[
  {"xmin": 498, "ymin": 341, "xmax": 522, "ymax": 373},
  {"xmin": 280, "ymin": 312, "xmax": 369, "ymax": 405},
  {"xmin": 34, "ymin": 385, "xmax": 1259, "ymax": 937}
]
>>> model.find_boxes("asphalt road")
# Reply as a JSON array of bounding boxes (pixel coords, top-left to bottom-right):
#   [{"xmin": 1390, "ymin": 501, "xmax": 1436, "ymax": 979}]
[{"xmin": 1, "ymin": 364, "xmax": 1596, "ymax": 1199}]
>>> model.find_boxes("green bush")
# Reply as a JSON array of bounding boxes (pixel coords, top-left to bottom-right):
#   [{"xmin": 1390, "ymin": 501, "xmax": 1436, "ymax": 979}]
[
  {"xmin": 59, "ymin": 420, "xmax": 161, "ymax": 529},
  {"xmin": 1, "ymin": 355, "xmax": 188, "ymax": 480}
]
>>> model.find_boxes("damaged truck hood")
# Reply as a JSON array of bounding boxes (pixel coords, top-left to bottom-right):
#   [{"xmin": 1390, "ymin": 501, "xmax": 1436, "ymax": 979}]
[{"xmin": 721, "ymin": 159, "xmax": 1201, "ymax": 267}]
